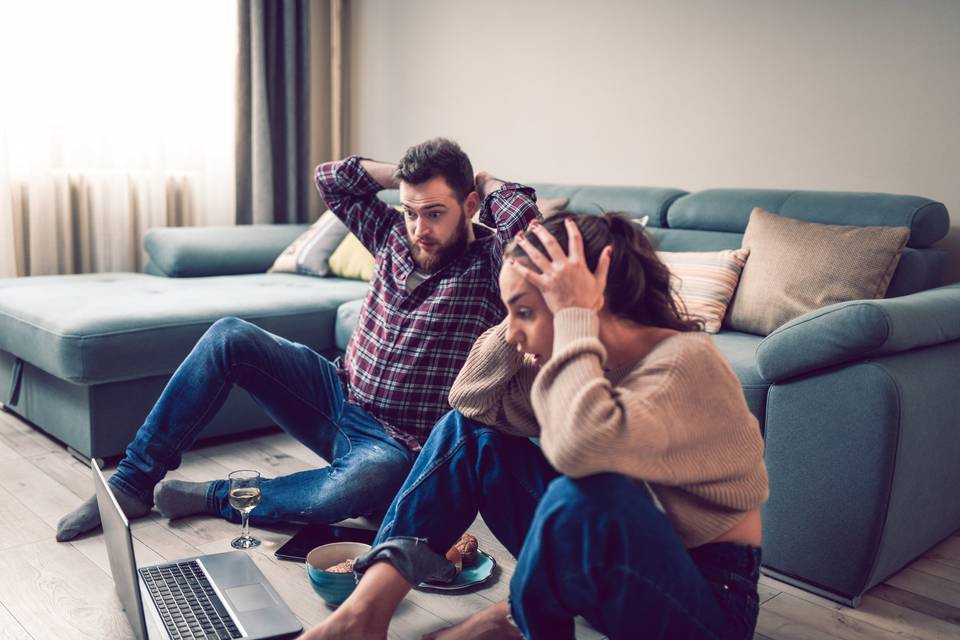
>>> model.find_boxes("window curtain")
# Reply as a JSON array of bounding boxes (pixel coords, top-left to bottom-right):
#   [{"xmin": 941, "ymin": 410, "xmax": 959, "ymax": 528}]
[
  {"xmin": 0, "ymin": 2, "xmax": 238, "ymax": 278},
  {"xmin": 236, "ymin": 0, "xmax": 346, "ymax": 226}
]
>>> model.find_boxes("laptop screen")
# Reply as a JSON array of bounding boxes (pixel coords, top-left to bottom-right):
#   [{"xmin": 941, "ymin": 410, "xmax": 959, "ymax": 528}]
[{"xmin": 92, "ymin": 460, "xmax": 149, "ymax": 640}]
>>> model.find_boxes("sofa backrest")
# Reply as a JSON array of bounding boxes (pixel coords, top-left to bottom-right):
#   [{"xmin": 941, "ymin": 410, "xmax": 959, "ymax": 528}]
[
  {"xmin": 378, "ymin": 184, "xmax": 688, "ymax": 228},
  {"xmin": 660, "ymin": 189, "xmax": 950, "ymax": 298},
  {"xmin": 380, "ymin": 184, "xmax": 951, "ymax": 298},
  {"xmin": 666, "ymin": 189, "xmax": 948, "ymax": 248}
]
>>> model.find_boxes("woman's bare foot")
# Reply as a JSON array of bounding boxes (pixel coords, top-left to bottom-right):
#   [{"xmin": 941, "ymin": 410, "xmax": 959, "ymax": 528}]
[
  {"xmin": 421, "ymin": 600, "xmax": 522, "ymax": 640},
  {"xmin": 297, "ymin": 605, "xmax": 386, "ymax": 640}
]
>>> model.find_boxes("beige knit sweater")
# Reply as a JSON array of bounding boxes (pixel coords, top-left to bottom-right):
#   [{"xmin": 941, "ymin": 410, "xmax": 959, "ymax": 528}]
[{"xmin": 448, "ymin": 307, "xmax": 769, "ymax": 548}]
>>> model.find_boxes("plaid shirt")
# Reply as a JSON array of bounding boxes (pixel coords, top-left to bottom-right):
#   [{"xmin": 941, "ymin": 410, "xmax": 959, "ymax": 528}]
[{"xmin": 315, "ymin": 156, "xmax": 539, "ymax": 452}]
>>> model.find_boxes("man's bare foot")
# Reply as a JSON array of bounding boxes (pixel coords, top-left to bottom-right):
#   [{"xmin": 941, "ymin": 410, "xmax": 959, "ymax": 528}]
[
  {"xmin": 297, "ymin": 606, "xmax": 386, "ymax": 640},
  {"xmin": 421, "ymin": 600, "xmax": 522, "ymax": 640}
]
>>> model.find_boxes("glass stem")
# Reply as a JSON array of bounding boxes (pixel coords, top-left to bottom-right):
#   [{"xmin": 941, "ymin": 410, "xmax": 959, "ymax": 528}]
[{"xmin": 240, "ymin": 512, "xmax": 250, "ymax": 540}]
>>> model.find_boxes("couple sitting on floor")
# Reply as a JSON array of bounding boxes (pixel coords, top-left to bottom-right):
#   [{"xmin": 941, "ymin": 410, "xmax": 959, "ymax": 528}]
[{"xmin": 57, "ymin": 138, "xmax": 768, "ymax": 640}]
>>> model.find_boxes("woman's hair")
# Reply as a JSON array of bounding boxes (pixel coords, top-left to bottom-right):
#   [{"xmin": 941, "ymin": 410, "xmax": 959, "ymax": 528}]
[{"xmin": 506, "ymin": 212, "xmax": 703, "ymax": 332}]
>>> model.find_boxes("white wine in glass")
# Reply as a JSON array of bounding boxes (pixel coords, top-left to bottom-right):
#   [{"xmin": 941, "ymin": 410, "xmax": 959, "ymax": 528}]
[{"xmin": 228, "ymin": 470, "xmax": 262, "ymax": 549}]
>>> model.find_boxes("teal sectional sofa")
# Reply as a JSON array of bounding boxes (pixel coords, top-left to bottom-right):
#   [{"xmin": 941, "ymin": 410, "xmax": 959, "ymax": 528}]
[{"xmin": 1, "ymin": 184, "xmax": 958, "ymax": 608}]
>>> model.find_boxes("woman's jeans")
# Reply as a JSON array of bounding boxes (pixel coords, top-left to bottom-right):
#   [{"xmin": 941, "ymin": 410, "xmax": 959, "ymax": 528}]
[
  {"xmin": 356, "ymin": 410, "xmax": 761, "ymax": 640},
  {"xmin": 110, "ymin": 317, "xmax": 415, "ymax": 525}
]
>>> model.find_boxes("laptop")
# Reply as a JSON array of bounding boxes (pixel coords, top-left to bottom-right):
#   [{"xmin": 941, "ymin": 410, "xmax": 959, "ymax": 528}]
[{"xmin": 92, "ymin": 460, "xmax": 302, "ymax": 640}]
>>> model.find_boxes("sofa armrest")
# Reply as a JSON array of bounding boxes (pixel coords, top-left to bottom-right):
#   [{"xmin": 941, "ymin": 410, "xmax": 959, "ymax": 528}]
[
  {"xmin": 756, "ymin": 282, "xmax": 960, "ymax": 382},
  {"xmin": 143, "ymin": 224, "xmax": 309, "ymax": 277}
]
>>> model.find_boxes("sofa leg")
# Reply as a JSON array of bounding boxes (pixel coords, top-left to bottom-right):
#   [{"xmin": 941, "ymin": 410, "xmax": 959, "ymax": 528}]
[{"xmin": 68, "ymin": 445, "xmax": 104, "ymax": 471}]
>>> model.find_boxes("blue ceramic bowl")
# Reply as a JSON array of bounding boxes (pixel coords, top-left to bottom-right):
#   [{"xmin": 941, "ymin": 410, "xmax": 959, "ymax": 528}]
[{"xmin": 305, "ymin": 542, "xmax": 371, "ymax": 607}]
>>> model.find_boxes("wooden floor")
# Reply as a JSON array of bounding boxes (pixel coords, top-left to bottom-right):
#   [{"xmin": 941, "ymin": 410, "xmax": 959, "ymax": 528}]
[{"xmin": 1, "ymin": 407, "xmax": 959, "ymax": 640}]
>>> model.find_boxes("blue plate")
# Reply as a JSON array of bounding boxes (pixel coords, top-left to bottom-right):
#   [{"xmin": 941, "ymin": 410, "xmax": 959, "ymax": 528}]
[{"xmin": 416, "ymin": 550, "xmax": 497, "ymax": 592}]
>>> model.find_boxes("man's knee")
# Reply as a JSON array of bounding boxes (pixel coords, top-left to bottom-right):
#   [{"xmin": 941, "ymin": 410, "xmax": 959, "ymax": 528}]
[{"xmin": 204, "ymin": 316, "xmax": 269, "ymax": 358}]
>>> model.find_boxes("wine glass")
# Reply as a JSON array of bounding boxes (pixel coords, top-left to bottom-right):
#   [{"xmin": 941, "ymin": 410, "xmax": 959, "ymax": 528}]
[{"xmin": 228, "ymin": 469, "xmax": 262, "ymax": 549}]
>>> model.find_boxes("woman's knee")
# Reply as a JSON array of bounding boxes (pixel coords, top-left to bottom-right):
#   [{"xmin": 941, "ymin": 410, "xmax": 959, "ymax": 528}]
[
  {"xmin": 423, "ymin": 410, "xmax": 496, "ymax": 450},
  {"xmin": 541, "ymin": 473, "xmax": 660, "ymax": 523}
]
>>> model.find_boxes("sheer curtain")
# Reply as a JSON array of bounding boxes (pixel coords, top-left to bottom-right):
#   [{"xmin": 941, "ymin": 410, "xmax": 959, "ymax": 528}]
[{"xmin": 0, "ymin": 1, "xmax": 237, "ymax": 277}]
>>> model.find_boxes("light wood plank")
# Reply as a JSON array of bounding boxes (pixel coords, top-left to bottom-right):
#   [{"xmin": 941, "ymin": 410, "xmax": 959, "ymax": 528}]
[
  {"xmin": 887, "ymin": 567, "xmax": 960, "ymax": 609},
  {"xmin": 0, "ymin": 539, "xmax": 132, "ymax": 639},
  {"xmin": 758, "ymin": 581, "xmax": 782, "ymax": 605},
  {"xmin": 0, "ymin": 458, "xmax": 82, "ymax": 529},
  {"xmin": 760, "ymin": 575, "xmax": 960, "ymax": 640},
  {"xmin": 761, "ymin": 592, "xmax": 913, "ymax": 640},
  {"xmin": 924, "ymin": 537, "xmax": 960, "ymax": 571},
  {"xmin": 0, "ymin": 435, "xmax": 21, "ymax": 462},
  {"xmin": 0, "ymin": 603, "xmax": 32, "ymax": 640},
  {"xmin": 756, "ymin": 602, "xmax": 845, "ymax": 640},
  {"xmin": 22, "ymin": 448, "xmax": 96, "ymax": 500},
  {"xmin": 0, "ymin": 485, "xmax": 54, "ymax": 552},
  {"xmin": 870, "ymin": 584, "xmax": 960, "ymax": 627},
  {"xmin": 0, "ymin": 412, "xmax": 62, "ymax": 458}
]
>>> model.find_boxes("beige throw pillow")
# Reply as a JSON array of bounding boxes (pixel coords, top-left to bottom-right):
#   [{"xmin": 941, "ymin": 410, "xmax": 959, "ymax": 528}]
[
  {"xmin": 726, "ymin": 207, "xmax": 909, "ymax": 335},
  {"xmin": 268, "ymin": 211, "xmax": 349, "ymax": 276}
]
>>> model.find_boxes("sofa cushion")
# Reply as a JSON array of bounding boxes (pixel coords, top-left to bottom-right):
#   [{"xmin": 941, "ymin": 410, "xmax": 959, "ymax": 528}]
[
  {"xmin": 0, "ymin": 273, "xmax": 369, "ymax": 384},
  {"xmin": 727, "ymin": 208, "xmax": 909, "ymax": 336},
  {"xmin": 336, "ymin": 298, "xmax": 364, "ymax": 351},
  {"xmin": 756, "ymin": 282, "xmax": 960, "ymax": 382},
  {"xmin": 145, "ymin": 224, "xmax": 309, "ymax": 277},
  {"xmin": 646, "ymin": 227, "xmax": 743, "ymax": 252},
  {"xmin": 667, "ymin": 189, "xmax": 948, "ymax": 248},
  {"xmin": 268, "ymin": 211, "xmax": 349, "ymax": 277},
  {"xmin": 659, "ymin": 249, "xmax": 749, "ymax": 334},
  {"xmin": 328, "ymin": 234, "xmax": 377, "ymax": 281},
  {"xmin": 709, "ymin": 331, "xmax": 768, "ymax": 432}
]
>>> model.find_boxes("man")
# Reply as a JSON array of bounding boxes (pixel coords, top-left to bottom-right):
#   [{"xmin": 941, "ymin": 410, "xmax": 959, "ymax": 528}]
[{"xmin": 56, "ymin": 138, "xmax": 540, "ymax": 541}]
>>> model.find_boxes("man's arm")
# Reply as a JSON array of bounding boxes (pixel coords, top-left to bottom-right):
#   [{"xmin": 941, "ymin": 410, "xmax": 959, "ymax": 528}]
[
  {"xmin": 314, "ymin": 156, "xmax": 402, "ymax": 255},
  {"xmin": 474, "ymin": 172, "xmax": 541, "ymax": 273}
]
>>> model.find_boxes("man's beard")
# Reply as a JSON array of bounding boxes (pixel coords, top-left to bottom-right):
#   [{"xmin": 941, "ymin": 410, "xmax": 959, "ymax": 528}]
[{"xmin": 410, "ymin": 210, "xmax": 470, "ymax": 273}]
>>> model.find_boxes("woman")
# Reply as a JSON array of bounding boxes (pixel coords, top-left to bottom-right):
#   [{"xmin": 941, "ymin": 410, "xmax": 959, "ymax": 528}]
[{"xmin": 300, "ymin": 213, "xmax": 768, "ymax": 640}]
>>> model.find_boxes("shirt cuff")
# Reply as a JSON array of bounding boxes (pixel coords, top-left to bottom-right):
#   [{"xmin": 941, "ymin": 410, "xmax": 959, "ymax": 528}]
[{"xmin": 337, "ymin": 155, "xmax": 388, "ymax": 195}]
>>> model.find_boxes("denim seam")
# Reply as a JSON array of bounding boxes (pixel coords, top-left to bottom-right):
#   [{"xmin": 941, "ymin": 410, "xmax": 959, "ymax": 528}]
[
  {"xmin": 393, "ymin": 432, "xmax": 470, "ymax": 506},
  {"xmin": 170, "ymin": 377, "xmax": 230, "ymax": 456},
  {"xmin": 227, "ymin": 361, "xmax": 354, "ymax": 459}
]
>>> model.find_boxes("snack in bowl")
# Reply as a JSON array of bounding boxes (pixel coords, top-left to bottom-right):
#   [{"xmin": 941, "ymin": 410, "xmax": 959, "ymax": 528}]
[
  {"xmin": 325, "ymin": 559, "xmax": 355, "ymax": 574},
  {"xmin": 305, "ymin": 542, "xmax": 370, "ymax": 606}
]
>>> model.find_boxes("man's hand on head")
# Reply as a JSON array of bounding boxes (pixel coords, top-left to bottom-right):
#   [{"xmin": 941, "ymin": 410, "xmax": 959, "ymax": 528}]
[
  {"xmin": 474, "ymin": 171, "xmax": 505, "ymax": 200},
  {"xmin": 360, "ymin": 159, "xmax": 401, "ymax": 190}
]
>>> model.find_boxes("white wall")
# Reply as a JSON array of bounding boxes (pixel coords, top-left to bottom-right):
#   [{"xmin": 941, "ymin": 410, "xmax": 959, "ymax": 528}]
[{"xmin": 348, "ymin": 0, "xmax": 960, "ymax": 282}]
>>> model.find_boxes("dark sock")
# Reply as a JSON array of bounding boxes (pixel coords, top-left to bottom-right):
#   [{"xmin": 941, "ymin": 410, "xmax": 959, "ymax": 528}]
[
  {"xmin": 153, "ymin": 479, "xmax": 214, "ymax": 520},
  {"xmin": 56, "ymin": 479, "xmax": 151, "ymax": 542}
]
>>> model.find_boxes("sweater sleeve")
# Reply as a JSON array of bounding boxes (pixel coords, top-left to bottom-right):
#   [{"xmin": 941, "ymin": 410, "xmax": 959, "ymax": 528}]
[
  {"xmin": 448, "ymin": 320, "xmax": 541, "ymax": 437},
  {"xmin": 531, "ymin": 308, "xmax": 683, "ymax": 480}
]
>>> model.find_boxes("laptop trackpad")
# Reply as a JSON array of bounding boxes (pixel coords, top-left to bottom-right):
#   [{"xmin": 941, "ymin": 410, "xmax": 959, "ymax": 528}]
[{"xmin": 225, "ymin": 584, "xmax": 279, "ymax": 612}]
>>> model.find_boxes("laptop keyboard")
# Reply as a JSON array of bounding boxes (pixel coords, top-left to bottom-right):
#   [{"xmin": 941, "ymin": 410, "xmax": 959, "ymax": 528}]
[{"xmin": 140, "ymin": 561, "xmax": 243, "ymax": 640}]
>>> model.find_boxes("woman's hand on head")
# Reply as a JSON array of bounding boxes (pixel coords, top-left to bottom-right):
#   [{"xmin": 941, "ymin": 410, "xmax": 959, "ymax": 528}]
[{"xmin": 510, "ymin": 218, "xmax": 612, "ymax": 314}]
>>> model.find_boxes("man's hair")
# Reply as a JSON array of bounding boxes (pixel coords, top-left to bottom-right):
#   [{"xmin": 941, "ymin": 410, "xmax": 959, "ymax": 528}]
[{"xmin": 395, "ymin": 138, "xmax": 475, "ymax": 202}]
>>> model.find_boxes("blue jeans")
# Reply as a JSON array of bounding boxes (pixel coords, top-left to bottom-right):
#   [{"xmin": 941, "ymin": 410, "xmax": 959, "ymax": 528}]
[
  {"xmin": 111, "ymin": 317, "xmax": 414, "ymax": 525},
  {"xmin": 354, "ymin": 411, "xmax": 761, "ymax": 640}
]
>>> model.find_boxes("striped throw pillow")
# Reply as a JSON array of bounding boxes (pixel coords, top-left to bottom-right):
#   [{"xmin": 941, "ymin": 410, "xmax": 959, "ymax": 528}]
[{"xmin": 658, "ymin": 249, "xmax": 750, "ymax": 333}]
